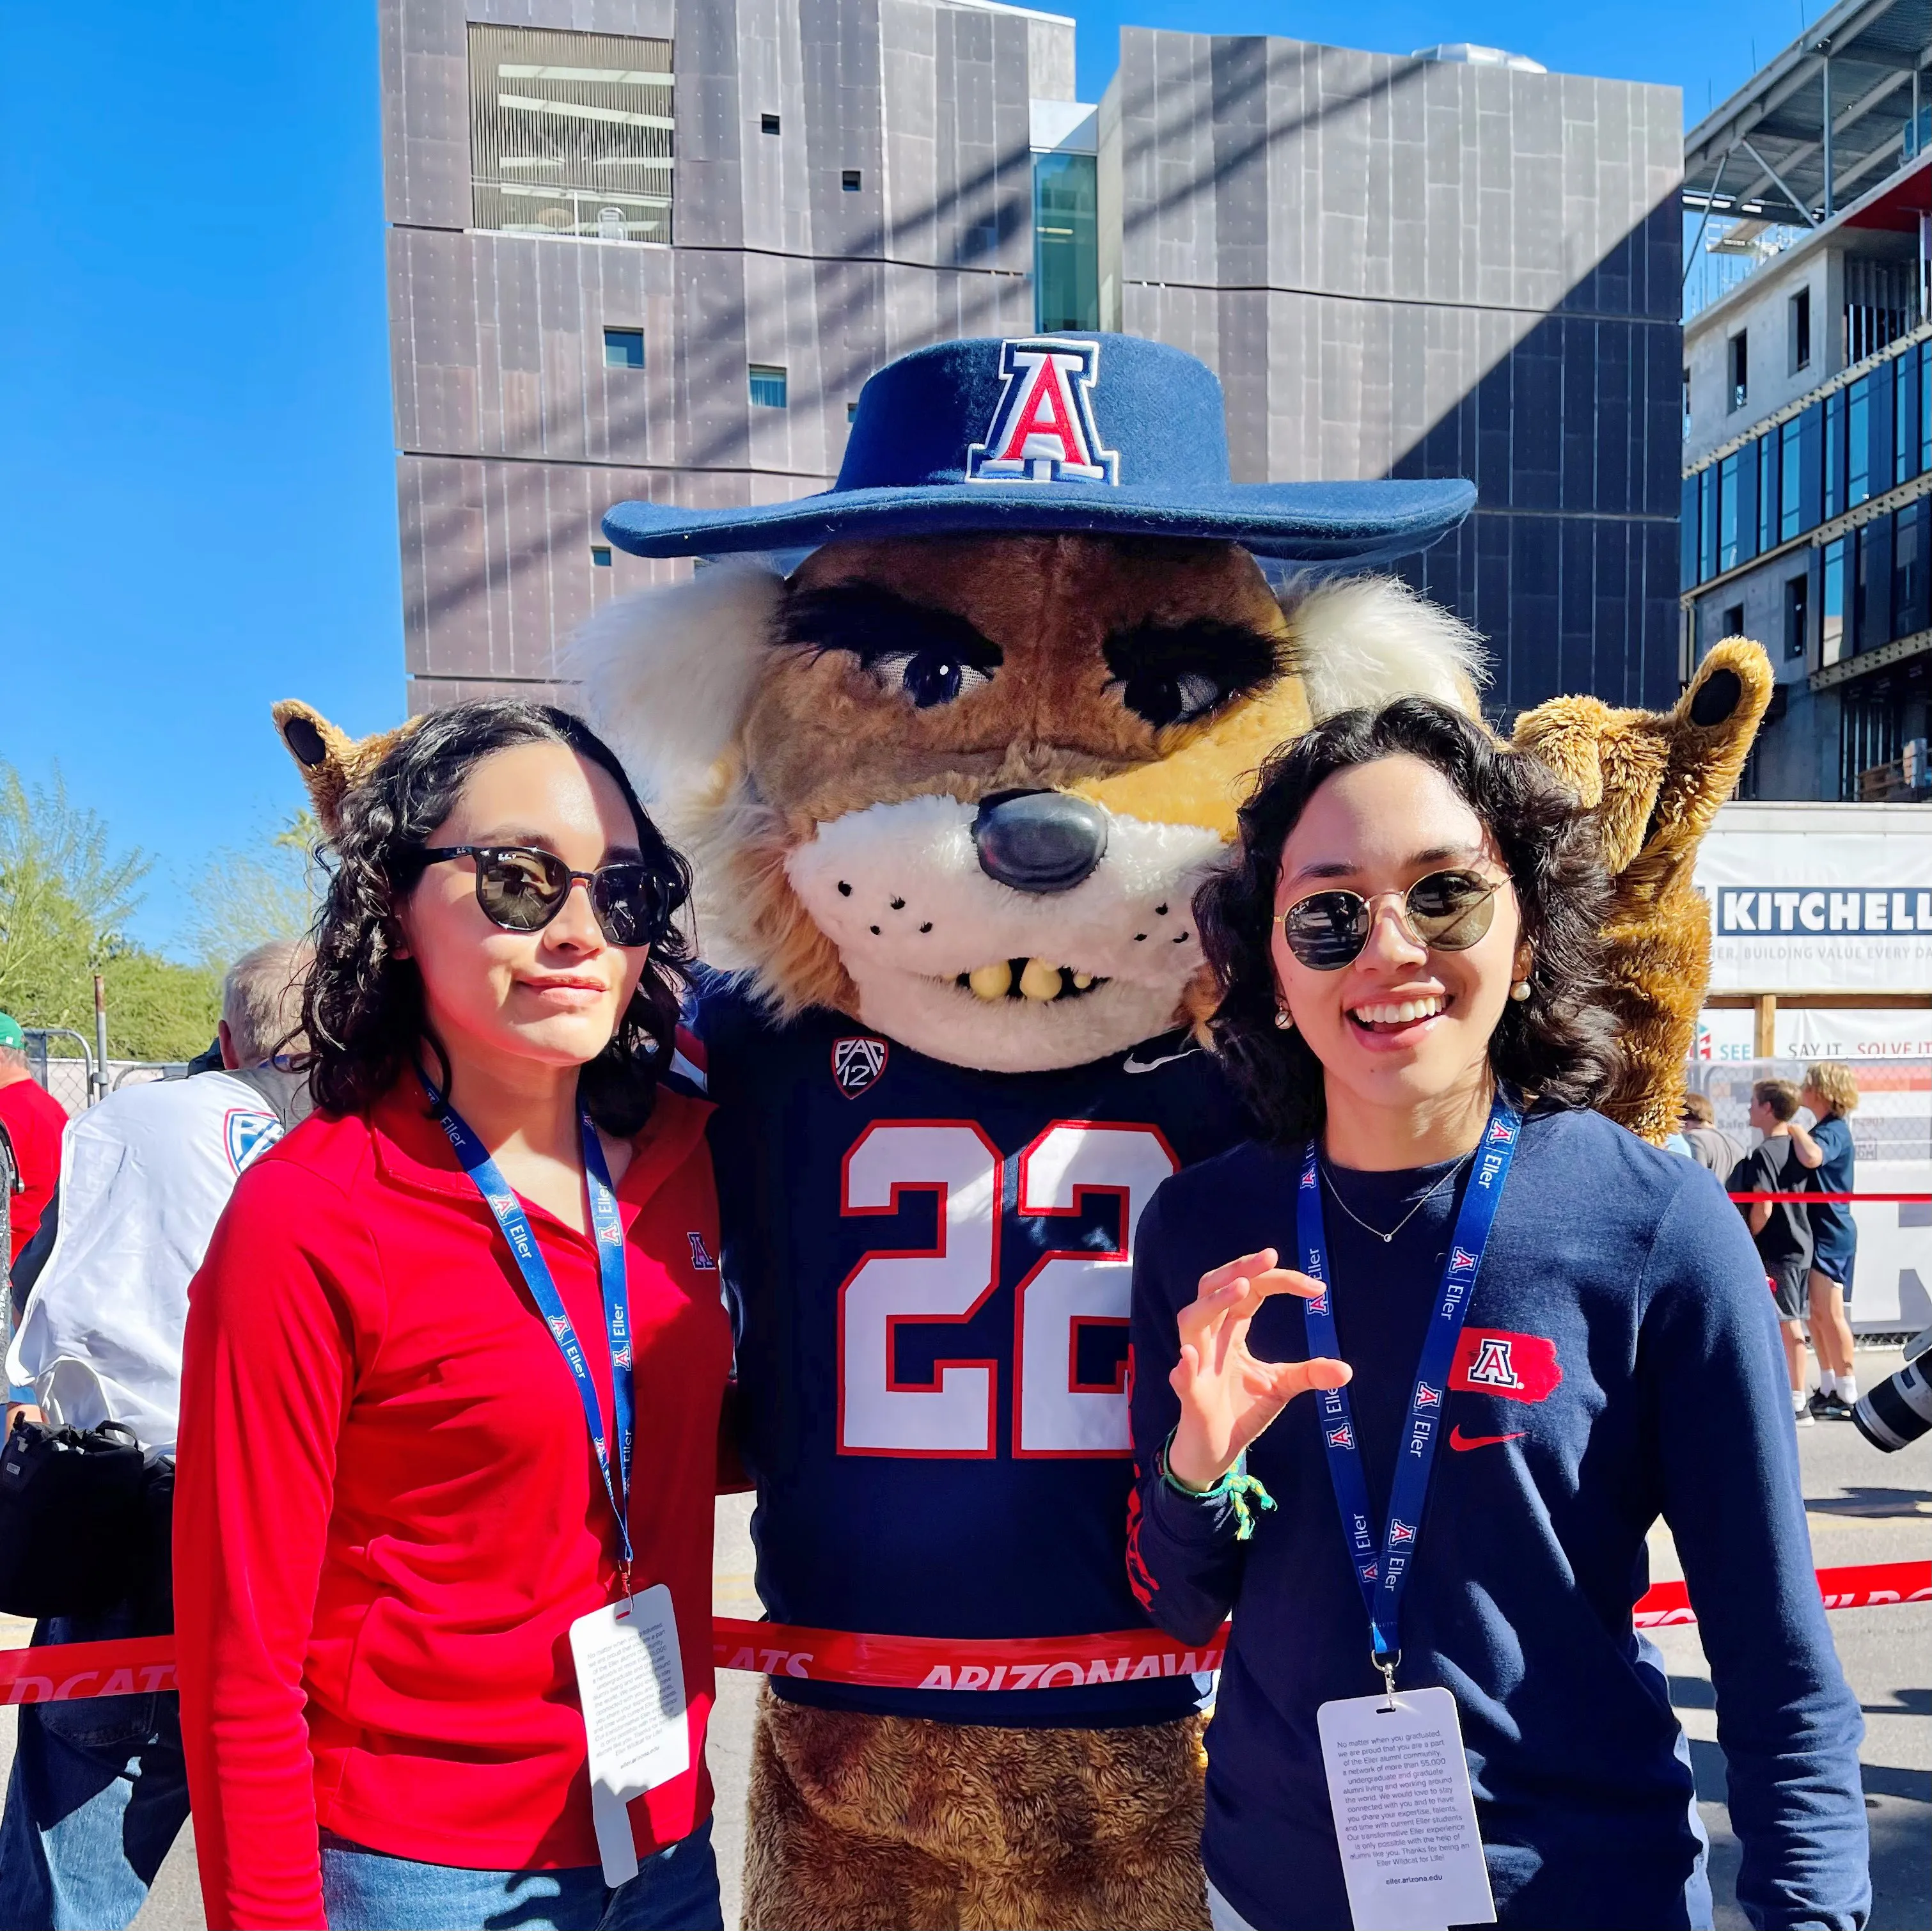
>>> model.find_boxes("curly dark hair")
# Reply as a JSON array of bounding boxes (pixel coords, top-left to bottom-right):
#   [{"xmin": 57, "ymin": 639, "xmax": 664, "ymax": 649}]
[
  {"xmin": 1195, "ymin": 697, "xmax": 1620, "ymax": 1144},
  {"xmin": 301, "ymin": 700, "xmax": 693, "ymax": 1136}
]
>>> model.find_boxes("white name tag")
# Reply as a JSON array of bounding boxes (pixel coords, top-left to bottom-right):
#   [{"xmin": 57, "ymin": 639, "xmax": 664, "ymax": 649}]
[
  {"xmin": 568, "ymin": 1585, "xmax": 692, "ymax": 1886},
  {"xmin": 1315, "ymin": 1684, "xmax": 1496, "ymax": 1931}
]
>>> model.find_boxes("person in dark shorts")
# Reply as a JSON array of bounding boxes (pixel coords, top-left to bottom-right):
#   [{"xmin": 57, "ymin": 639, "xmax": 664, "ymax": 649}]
[
  {"xmin": 1800, "ymin": 1064, "xmax": 1860, "ymax": 1419},
  {"xmin": 1729, "ymin": 1080, "xmax": 1815, "ymax": 1428}
]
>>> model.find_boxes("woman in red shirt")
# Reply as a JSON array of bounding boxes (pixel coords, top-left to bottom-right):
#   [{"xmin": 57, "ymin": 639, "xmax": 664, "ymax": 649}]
[{"xmin": 176, "ymin": 702, "xmax": 731, "ymax": 1931}]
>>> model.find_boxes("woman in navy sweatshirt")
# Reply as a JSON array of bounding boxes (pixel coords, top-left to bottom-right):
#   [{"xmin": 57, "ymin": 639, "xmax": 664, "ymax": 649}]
[{"xmin": 1127, "ymin": 699, "xmax": 1868, "ymax": 1931}]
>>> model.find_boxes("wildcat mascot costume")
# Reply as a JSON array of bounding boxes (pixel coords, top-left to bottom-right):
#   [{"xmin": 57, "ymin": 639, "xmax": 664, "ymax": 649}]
[{"xmin": 277, "ymin": 333, "xmax": 1768, "ymax": 1931}]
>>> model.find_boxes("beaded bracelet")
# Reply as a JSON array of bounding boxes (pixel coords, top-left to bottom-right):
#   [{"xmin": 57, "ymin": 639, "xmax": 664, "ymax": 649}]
[{"xmin": 1158, "ymin": 1428, "xmax": 1276, "ymax": 1541}]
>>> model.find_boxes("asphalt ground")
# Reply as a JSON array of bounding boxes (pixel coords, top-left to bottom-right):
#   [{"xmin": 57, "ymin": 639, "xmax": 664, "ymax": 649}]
[{"xmin": 0, "ymin": 1355, "xmax": 1917, "ymax": 1931}]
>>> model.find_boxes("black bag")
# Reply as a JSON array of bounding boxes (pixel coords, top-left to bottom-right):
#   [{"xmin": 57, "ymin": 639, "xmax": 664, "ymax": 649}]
[{"xmin": 0, "ymin": 1415, "xmax": 152, "ymax": 1620}]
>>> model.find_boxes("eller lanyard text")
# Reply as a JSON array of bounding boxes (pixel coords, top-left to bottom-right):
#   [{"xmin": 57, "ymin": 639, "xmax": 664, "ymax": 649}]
[
  {"xmin": 1296, "ymin": 1092, "xmax": 1522, "ymax": 1696},
  {"xmin": 421, "ymin": 1073, "xmax": 637, "ymax": 1591}
]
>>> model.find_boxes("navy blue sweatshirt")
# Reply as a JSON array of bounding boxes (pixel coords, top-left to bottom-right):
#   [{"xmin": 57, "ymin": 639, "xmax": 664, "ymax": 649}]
[{"xmin": 1128, "ymin": 1104, "xmax": 1869, "ymax": 1931}]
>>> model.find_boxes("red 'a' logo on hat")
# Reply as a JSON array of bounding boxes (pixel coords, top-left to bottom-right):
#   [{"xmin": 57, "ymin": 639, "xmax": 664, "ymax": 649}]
[{"xmin": 967, "ymin": 337, "xmax": 1120, "ymax": 485}]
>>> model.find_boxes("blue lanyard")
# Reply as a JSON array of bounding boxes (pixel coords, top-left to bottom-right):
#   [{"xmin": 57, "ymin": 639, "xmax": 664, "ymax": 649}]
[
  {"xmin": 1296, "ymin": 1091, "xmax": 1522, "ymax": 1692},
  {"xmin": 421, "ymin": 1073, "xmax": 636, "ymax": 1584}
]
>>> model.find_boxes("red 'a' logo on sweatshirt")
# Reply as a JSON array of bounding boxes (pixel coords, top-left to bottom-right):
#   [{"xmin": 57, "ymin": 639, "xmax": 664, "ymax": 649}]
[{"xmin": 1449, "ymin": 1328, "xmax": 1563, "ymax": 1403}]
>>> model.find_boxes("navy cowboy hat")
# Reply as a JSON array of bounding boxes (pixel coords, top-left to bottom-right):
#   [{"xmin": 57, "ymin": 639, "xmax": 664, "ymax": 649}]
[{"xmin": 602, "ymin": 333, "xmax": 1473, "ymax": 566}]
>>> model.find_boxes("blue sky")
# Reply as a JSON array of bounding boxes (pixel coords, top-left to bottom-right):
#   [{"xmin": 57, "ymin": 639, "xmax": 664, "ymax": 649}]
[{"xmin": 3, "ymin": 1, "xmax": 1801, "ymax": 955}]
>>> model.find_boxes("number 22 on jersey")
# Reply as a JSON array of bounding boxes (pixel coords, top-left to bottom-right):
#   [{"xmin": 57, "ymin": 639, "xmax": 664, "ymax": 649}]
[{"xmin": 836, "ymin": 1120, "xmax": 1178, "ymax": 1459}]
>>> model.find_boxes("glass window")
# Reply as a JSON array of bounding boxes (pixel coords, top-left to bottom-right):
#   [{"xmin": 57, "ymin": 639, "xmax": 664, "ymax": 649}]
[
  {"xmin": 603, "ymin": 327, "xmax": 644, "ymax": 369},
  {"xmin": 1847, "ymin": 377, "xmax": 1873, "ymax": 508},
  {"xmin": 1784, "ymin": 573, "xmax": 1809, "ymax": 661},
  {"xmin": 1896, "ymin": 349, "xmax": 1922, "ymax": 486},
  {"xmin": 1727, "ymin": 332, "xmax": 1748, "ymax": 413},
  {"xmin": 1789, "ymin": 287, "xmax": 1811, "ymax": 372},
  {"xmin": 1894, "ymin": 501, "xmax": 1929, "ymax": 638},
  {"xmin": 1699, "ymin": 469, "xmax": 1718, "ymax": 581},
  {"xmin": 749, "ymin": 364, "xmax": 788, "ymax": 409},
  {"xmin": 1717, "ymin": 453, "xmax": 1740, "ymax": 572},
  {"xmin": 1824, "ymin": 391, "xmax": 1846, "ymax": 521},
  {"xmin": 1779, "ymin": 418, "xmax": 1803, "ymax": 540},
  {"xmin": 1757, "ymin": 431, "xmax": 1779, "ymax": 553},
  {"xmin": 467, "ymin": 24, "xmax": 673, "ymax": 244},
  {"xmin": 1821, "ymin": 538, "xmax": 1847, "ymax": 666},
  {"xmin": 1922, "ymin": 341, "xmax": 1931, "ymax": 475},
  {"xmin": 761, "ymin": 113, "xmax": 780, "ymax": 134},
  {"xmin": 590, "ymin": 545, "xmax": 613, "ymax": 567},
  {"xmin": 1853, "ymin": 523, "xmax": 1876, "ymax": 650},
  {"xmin": 1033, "ymin": 151, "xmax": 1099, "ymax": 334},
  {"xmin": 841, "ymin": 169, "xmax": 862, "ymax": 191}
]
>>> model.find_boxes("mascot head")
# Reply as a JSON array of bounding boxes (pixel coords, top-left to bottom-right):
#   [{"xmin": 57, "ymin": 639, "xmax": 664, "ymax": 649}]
[{"xmin": 574, "ymin": 334, "xmax": 1486, "ymax": 1072}]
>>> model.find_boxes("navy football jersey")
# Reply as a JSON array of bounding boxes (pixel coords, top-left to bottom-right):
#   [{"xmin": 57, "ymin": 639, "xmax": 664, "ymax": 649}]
[{"xmin": 683, "ymin": 972, "xmax": 1253, "ymax": 1724}]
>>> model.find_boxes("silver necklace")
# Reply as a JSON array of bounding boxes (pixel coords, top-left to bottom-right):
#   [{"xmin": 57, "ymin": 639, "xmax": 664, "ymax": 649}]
[{"xmin": 1319, "ymin": 1152, "xmax": 1472, "ymax": 1245}]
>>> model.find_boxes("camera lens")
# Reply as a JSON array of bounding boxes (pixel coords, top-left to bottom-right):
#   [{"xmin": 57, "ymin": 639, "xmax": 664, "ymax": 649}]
[{"xmin": 1851, "ymin": 1355, "xmax": 1932, "ymax": 1453}]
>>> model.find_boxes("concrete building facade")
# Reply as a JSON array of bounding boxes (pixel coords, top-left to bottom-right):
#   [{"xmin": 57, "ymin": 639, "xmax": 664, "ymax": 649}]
[
  {"xmin": 383, "ymin": 0, "xmax": 1068, "ymax": 709},
  {"xmin": 380, "ymin": 1, "xmax": 1684, "ymax": 720},
  {"xmin": 1099, "ymin": 31, "xmax": 1685, "ymax": 716}
]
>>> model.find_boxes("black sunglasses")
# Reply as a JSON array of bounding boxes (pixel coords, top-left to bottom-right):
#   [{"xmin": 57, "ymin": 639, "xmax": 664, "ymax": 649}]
[
  {"xmin": 1276, "ymin": 869, "xmax": 1502, "ymax": 972},
  {"xmin": 416, "ymin": 845, "xmax": 684, "ymax": 949}
]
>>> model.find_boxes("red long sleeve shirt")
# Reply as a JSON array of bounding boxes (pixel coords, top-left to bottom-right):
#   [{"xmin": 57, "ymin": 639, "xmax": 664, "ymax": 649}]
[
  {"xmin": 175, "ymin": 1082, "xmax": 730, "ymax": 1930},
  {"xmin": 0, "ymin": 1073, "xmax": 68, "ymax": 1263}
]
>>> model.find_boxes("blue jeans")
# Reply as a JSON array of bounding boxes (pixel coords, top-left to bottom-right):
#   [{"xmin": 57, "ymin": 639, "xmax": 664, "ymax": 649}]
[
  {"xmin": 0, "ymin": 1609, "xmax": 190, "ymax": 1931},
  {"xmin": 320, "ymin": 1817, "xmax": 723, "ymax": 1931}
]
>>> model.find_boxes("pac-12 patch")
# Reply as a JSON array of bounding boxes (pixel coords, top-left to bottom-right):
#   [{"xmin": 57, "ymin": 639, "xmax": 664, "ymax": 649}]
[
  {"xmin": 223, "ymin": 1108, "xmax": 283, "ymax": 1174},
  {"xmin": 831, "ymin": 1036, "xmax": 889, "ymax": 1098}
]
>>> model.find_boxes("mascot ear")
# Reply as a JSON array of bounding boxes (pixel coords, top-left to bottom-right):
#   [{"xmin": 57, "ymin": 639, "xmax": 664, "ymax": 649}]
[
  {"xmin": 271, "ymin": 699, "xmax": 424, "ymax": 840},
  {"xmin": 1285, "ymin": 576, "xmax": 1490, "ymax": 723},
  {"xmin": 565, "ymin": 562, "xmax": 786, "ymax": 802}
]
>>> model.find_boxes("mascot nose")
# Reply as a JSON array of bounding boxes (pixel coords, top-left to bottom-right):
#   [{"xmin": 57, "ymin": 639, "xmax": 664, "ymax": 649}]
[{"xmin": 973, "ymin": 789, "xmax": 1108, "ymax": 894}]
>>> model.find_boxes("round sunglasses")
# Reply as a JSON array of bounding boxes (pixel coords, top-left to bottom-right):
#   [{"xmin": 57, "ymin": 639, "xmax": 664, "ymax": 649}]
[
  {"xmin": 1276, "ymin": 868, "xmax": 1503, "ymax": 971},
  {"xmin": 417, "ymin": 845, "xmax": 685, "ymax": 949}
]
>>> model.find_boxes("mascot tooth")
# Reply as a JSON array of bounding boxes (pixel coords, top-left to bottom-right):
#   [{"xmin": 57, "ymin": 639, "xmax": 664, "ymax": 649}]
[{"xmin": 260, "ymin": 332, "xmax": 1766, "ymax": 1931}]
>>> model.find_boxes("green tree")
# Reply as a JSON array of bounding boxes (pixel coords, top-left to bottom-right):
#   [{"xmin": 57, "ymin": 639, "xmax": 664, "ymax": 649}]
[
  {"xmin": 0, "ymin": 764, "xmax": 146, "ymax": 1027},
  {"xmin": 0, "ymin": 762, "xmax": 221, "ymax": 1062},
  {"xmin": 180, "ymin": 807, "xmax": 323, "ymax": 972},
  {"xmin": 97, "ymin": 951, "xmax": 223, "ymax": 1063}
]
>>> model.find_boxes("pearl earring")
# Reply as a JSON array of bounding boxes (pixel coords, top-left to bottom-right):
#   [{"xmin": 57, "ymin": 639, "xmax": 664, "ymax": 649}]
[
  {"xmin": 1273, "ymin": 1009, "xmax": 1296, "ymax": 1031},
  {"xmin": 1510, "ymin": 979, "xmax": 1532, "ymax": 1002}
]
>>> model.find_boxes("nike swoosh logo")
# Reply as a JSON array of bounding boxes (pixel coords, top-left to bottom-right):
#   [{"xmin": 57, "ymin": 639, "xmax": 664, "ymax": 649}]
[
  {"xmin": 1448, "ymin": 1426, "xmax": 1526, "ymax": 1452},
  {"xmin": 1122, "ymin": 1046, "xmax": 1197, "ymax": 1075}
]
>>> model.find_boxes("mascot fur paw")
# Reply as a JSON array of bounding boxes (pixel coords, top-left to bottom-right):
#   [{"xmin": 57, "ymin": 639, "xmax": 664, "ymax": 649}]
[{"xmin": 744, "ymin": 1691, "xmax": 1210, "ymax": 1931}]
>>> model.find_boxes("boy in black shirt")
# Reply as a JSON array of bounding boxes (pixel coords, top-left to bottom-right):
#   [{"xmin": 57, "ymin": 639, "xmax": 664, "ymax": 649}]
[{"xmin": 1728, "ymin": 1079, "xmax": 1816, "ymax": 1425}]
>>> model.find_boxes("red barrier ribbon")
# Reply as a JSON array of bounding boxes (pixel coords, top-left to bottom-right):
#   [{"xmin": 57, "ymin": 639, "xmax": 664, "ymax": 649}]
[
  {"xmin": 1728, "ymin": 1192, "xmax": 1931, "ymax": 1202},
  {"xmin": 1, "ymin": 1562, "xmax": 1923, "ymax": 1703},
  {"xmin": 0, "ymin": 1635, "xmax": 178, "ymax": 1705},
  {"xmin": 1630, "ymin": 1559, "xmax": 1932, "ymax": 1627}
]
